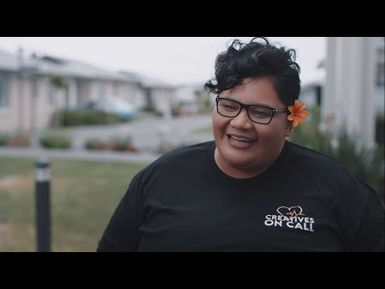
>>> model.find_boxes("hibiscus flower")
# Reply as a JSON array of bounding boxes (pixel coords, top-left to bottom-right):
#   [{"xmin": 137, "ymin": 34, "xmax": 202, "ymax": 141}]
[{"xmin": 287, "ymin": 100, "xmax": 308, "ymax": 128}]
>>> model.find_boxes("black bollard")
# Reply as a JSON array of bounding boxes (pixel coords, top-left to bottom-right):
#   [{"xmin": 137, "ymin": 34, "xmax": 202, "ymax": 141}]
[{"xmin": 35, "ymin": 157, "xmax": 51, "ymax": 252}]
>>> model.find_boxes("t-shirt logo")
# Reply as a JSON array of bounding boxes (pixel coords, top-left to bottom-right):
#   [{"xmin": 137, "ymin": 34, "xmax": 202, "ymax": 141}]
[
  {"xmin": 277, "ymin": 206, "xmax": 303, "ymax": 217},
  {"xmin": 264, "ymin": 205, "xmax": 315, "ymax": 232}
]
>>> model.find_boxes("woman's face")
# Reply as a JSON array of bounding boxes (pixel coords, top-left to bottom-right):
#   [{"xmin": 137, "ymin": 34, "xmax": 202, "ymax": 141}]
[{"xmin": 212, "ymin": 77, "xmax": 292, "ymax": 178}]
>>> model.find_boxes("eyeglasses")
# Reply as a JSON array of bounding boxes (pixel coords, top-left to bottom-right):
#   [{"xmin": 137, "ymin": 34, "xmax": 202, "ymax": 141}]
[{"xmin": 215, "ymin": 97, "xmax": 287, "ymax": 125}]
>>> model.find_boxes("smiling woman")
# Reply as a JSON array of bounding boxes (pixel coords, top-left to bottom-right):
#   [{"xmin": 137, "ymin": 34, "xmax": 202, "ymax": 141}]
[{"xmin": 97, "ymin": 37, "xmax": 384, "ymax": 252}]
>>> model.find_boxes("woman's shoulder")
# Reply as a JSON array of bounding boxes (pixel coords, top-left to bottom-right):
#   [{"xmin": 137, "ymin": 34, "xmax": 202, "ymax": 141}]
[
  {"xmin": 131, "ymin": 141, "xmax": 214, "ymax": 189},
  {"xmin": 155, "ymin": 141, "xmax": 214, "ymax": 165},
  {"xmin": 284, "ymin": 141, "xmax": 358, "ymax": 181},
  {"xmin": 286, "ymin": 141, "xmax": 343, "ymax": 165},
  {"xmin": 284, "ymin": 141, "xmax": 378, "ymax": 200},
  {"xmin": 139, "ymin": 141, "xmax": 214, "ymax": 173}
]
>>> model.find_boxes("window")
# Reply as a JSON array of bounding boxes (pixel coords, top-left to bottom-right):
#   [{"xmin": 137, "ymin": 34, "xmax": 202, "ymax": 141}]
[
  {"xmin": 376, "ymin": 62, "xmax": 384, "ymax": 87},
  {"xmin": 48, "ymin": 80, "xmax": 55, "ymax": 105},
  {"xmin": 0, "ymin": 73, "xmax": 9, "ymax": 107},
  {"xmin": 98, "ymin": 81, "xmax": 106, "ymax": 104},
  {"xmin": 300, "ymin": 85, "xmax": 322, "ymax": 108}
]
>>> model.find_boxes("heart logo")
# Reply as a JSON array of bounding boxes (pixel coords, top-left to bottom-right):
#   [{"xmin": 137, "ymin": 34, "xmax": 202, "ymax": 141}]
[{"xmin": 277, "ymin": 206, "xmax": 304, "ymax": 217}]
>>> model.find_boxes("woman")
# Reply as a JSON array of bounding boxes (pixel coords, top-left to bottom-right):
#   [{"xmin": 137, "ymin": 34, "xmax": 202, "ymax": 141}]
[{"xmin": 97, "ymin": 37, "xmax": 384, "ymax": 251}]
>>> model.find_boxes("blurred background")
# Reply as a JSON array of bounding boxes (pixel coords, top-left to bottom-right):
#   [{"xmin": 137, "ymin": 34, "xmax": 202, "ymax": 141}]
[{"xmin": 0, "ymin": 37, "xmax": 383, "ymax": 251}]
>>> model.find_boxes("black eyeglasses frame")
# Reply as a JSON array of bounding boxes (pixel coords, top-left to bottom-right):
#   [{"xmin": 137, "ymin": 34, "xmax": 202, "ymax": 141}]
[{"xmin": 215, "ymin": 96, "xmax": 288, "ymax": 125}]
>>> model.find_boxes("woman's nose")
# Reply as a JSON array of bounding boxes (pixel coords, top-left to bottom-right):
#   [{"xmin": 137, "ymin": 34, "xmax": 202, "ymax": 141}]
[{"xmin": 230, "ymin": 108, "xmax": 253, "ymax": 130}]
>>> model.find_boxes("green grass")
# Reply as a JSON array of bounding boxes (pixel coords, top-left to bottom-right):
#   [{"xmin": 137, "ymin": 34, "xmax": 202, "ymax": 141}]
[{"xmin": 0, "ymin": 156, "xmax": 148, "ymax": 252}]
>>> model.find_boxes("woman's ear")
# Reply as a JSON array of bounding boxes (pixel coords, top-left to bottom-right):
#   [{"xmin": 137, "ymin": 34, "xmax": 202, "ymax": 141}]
[{"xmin": 284, "ymin": 122, "xmax": 293, "ymax": 137}]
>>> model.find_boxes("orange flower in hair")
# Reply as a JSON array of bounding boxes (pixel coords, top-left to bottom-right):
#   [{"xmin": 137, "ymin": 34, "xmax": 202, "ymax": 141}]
[{"xmin": 287, "ymin": 100, "xmax": 308, "ymax": 128}]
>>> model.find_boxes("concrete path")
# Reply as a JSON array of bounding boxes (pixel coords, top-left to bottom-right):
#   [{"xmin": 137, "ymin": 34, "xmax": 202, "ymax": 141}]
[{"xmin": 0, "ymin": 146, "xmax": 160, "ymax": 163}]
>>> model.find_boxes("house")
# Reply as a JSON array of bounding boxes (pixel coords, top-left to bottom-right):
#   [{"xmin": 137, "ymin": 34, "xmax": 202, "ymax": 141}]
[
  {"xmin": 172, "ymin": 84, "xmax": 212, "ymax": 116},
  {"xmin": 298, "ymin": 38, "xmax": 384, "ymax": 147},
  {"xmin": 139, "ymin": 75, "xmax": 177, "ymax": 118},
  {"xmin": 300, "ymin": 81, "xmax": 323, "ymax": 109},
  {"xmin": 322, "ymin": 37, "xmax": 384, "ymax": 148},
  {"xmin": 0, "ymin": 48, "xmax": 149, "ymax": 133}
]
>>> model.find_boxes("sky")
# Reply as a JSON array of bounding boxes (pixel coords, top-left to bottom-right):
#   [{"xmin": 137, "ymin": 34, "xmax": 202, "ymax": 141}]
[{"xmin": 0, "ymin": 37, "xmax": 326, "ymax": 86}]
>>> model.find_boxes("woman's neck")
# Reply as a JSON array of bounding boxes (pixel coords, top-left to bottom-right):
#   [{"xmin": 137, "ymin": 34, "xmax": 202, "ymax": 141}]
[{"xmin": 214, "ymin": 148, "xmax": 271, "ymax": 179}]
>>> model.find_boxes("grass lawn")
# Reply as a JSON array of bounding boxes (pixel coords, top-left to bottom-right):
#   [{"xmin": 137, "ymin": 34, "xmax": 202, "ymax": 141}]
[{"xmin": 0, "ymin": 156, "xmax": 148, "ymax": 252}]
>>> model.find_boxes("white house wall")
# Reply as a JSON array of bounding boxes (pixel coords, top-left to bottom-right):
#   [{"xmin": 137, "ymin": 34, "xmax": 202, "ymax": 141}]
[
  {"xmin": 151, "ymin": 88, "xmax": 175, "ymax": 117},
  {"xmin": 67, "ymin": 78, "xmax": 78, "ymax": 109},
  {"xmin": 123, "ymin": 83, "xmax": 146, "ymax": 109},
  {"xmin": 0, "ymin": 74, "xmax": 72, "ymax": 133},
  {"xmin": 27, "ymin": 76, "xmax": 66, "ymax": 131},
  {"xmin": 14, "ymin": 76, "xmax": 33, "ymax": 132},
  {"xmin": 76, "ymin": 79, "xmax": 92, "ymax": 107},
  {"xmin": 323, "ymin": 37, "xmax": 377, "ymax": 148},
  {"xmin": 0, "ymin": 73, "xmax": 18, "ymax": 133}
]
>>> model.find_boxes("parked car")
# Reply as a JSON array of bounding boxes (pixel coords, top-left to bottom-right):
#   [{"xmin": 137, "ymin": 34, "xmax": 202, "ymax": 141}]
[{"xmin": 82, "ymin": 98, "xmax": 139, "ymax": 121}]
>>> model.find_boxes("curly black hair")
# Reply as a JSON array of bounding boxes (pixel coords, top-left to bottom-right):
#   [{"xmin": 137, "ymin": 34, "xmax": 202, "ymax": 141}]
[{"xmin": 204, "ymin": 37, "xmax": 301, "ymax": 107}]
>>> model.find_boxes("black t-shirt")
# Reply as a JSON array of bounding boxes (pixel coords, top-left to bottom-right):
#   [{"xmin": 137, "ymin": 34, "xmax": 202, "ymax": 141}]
[{"xmin": 97, "ymin": 141, "xmax": 384, "ymax": 251}]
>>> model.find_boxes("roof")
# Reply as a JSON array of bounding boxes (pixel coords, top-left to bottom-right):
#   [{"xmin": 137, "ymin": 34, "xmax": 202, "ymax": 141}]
[
  {"xmin": 0, "ymin": 48, "xmax": 138, "ymax": 82},
  {"xmin": 118, "ymin": 70, "xmax": 143, "ymax": 83},
  {"xmin": 0, "ymin": 48, "xmax": 177, "ymax": 89},
  {"xmin": 138, "ymin": 74, "xmax": 175, "ymax": 89},
  {"xmin": 26, "ymin": 54, "xmax": 130, "ymax": 81}
]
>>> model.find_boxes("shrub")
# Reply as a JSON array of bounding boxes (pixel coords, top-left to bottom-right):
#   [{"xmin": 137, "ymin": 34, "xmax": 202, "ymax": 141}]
[
  {"xmin": 333, "ymin": 131, "xmax": 384, "ymax": 193},
  {"xmin": 84, "ymin": 139, "xmax": 112, "ymax": 150},
  {"xmin": 40, "ymin": 135, "xmax": 71, "ymax": 149},
  {"xmin": 85, "ymin": 137, "xmax": 138, "ymax": 152},
  {"xmin": 375, "ymin": 114, "xmax": 384, "ymax": 145},
  {"xmin": 290, "ymin": 106, "xmax": 384, "ymax": 195},
  {"xmin": 0, "ymin": 134, "xmax": 9, "ymax": 146},
  {"xmin": 59, "ymin": 109, "xmax": 120, "ymax": 126},
  {"xmin": 111, "ymin": 137, "xmax": 137, "ymax": 152},
  {"xmin": 6, "ymin": 133, "xmax": 30, "ymax": 147}
]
